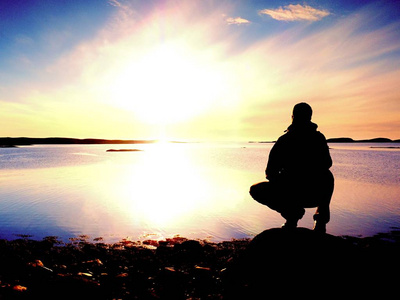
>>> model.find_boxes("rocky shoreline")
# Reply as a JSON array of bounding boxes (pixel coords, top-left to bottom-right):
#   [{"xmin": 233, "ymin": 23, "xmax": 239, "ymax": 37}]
[{"xmin": 1, "ymin": 228, "xmax": 399, "ymax": 299}]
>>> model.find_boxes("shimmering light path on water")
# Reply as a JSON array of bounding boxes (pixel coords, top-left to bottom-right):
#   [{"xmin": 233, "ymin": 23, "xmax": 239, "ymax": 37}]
[{"xmin": 0, "ymin": 143, "xmax": 399, "ymax": 242}]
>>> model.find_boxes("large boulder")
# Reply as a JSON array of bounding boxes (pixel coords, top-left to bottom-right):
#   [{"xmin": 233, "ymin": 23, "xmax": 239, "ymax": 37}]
[{"xmin": 223, "ymin": 227, "xmax": 396, "ymax": 299}]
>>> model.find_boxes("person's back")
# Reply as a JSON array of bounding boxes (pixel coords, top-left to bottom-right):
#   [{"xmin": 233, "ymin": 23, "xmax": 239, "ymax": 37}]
[
  {"xmin": 250, "ymin": 103, "xmax": 334, "ymax": 233},
  {"xmin": 266, "ymin": 119, "xmax": 332, "ymax": 182}
]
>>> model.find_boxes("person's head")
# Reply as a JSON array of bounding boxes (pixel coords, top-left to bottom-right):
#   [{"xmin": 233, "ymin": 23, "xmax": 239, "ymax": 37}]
[{"xmin": 292, "ymin": 102, "xmax": 312, "ymax": 123}]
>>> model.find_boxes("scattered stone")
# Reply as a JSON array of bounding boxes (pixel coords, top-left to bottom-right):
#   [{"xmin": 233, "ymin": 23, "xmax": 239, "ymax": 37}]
[
  {"xmin": 12, "ymin": 285, "xmax": 27, "ymax": 292},
  {"xmin": 0, "ymin": 229, "xmax": 399, "ymax": 299}
]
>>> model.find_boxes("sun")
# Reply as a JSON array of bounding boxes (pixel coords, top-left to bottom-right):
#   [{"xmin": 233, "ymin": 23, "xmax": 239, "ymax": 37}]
[{"xmin": 108, "ymin": 42, "xmax": 228, "ymax": 125}]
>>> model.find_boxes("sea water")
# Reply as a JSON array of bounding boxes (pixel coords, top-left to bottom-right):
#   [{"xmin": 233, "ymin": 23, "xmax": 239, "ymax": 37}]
[{"xmin": 0, "ymin": 142, "xmax": 399, "ymax": 242}]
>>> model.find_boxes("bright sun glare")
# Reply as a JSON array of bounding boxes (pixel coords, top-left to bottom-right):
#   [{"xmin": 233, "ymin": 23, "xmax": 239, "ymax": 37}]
[{"xmin": 109, "ymin": 43, "xmax": 228, "ymax": 125}]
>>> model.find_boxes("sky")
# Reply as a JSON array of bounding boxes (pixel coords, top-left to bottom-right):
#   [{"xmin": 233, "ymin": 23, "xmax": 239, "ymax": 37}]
[{"xmin": 1, "ymin": 0, "xmax": 400, "ymax": 141}]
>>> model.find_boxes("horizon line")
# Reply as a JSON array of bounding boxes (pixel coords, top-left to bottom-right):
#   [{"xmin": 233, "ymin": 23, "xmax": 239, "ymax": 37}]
[{"xmin": 1, "ymin": 136, "xmax": 400, "ymax": 145}]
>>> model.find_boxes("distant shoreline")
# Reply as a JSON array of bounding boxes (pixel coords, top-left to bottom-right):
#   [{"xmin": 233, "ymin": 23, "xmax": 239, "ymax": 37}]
[
  {"xmin": 0, "ymin": 137, "xmax": 157, "ymax": 146},
  {"xmin": 251, "ymin": 137, "xmax": 400, "ymax": 143},
  {"xmin": 326, "ymin": 137, "xmax": 400, "ymax": 143},
  {"xmin": 1, "ymin": 137, "xmax": 400, "ymax": 146}
]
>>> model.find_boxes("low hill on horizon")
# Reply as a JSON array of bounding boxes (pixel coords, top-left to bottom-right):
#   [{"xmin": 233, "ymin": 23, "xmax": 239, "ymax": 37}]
[
  {"xmin": 251, "ymin": 137, "xmax": 400, "ymax": 143},
  {"xmin": 0, "ymin": 137, "xmax": 157, "ymax": 146},
  {"xmin": 326, "ymin": 137, "xmax": 400, "ymax": 143}
]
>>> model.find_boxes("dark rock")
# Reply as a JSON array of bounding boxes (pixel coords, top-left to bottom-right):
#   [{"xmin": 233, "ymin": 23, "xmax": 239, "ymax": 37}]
[
  {"xmin": 174, "ymin": 240, "xmax": 204, "ymax": 263},
  {"xmin": 224, "ymin": 228, "xmax": 360, "ymax": 298},
  {"xmin": 1, "ymin": 230, "xmax": 399, "ymax": 299},
  {"xmin": 223, "ymin": 228, "xmax": 400, "ymax": 299}
]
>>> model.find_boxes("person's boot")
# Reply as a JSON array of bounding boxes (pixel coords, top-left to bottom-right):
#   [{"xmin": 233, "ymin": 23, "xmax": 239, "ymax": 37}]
[
  {"xmin": 281, "ymin": 219, "xmax": 298, "ymax": 230},
  {"xmin": 313, "ymin": 221, "xmax": 326, "ymax": 234},
  {"xmin": 313, "ymin": 213, "xmax": 327, "ymax": 234}
]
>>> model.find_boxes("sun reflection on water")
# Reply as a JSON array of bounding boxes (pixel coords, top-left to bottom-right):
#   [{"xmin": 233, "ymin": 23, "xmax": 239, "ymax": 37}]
[
  {"xmin": 3, "ymin": 143, "xmax": 398, "ymax": 242},
  {"xmin": 0, "ymin": 143, "xmax": 258, "ymax": 241},
  {"xmin": 103, "ymin": 143, "xmax": 215, "ymax": 231}
]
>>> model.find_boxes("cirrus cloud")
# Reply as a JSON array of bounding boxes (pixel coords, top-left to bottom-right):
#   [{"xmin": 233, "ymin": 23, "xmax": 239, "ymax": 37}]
[
  {"xmin": 259, "ymin": 4, "xmax": 330, "ymax": 22},
  {"xmin": 226, "ymin": 17, "xmax": 251, "ymax": 25}
]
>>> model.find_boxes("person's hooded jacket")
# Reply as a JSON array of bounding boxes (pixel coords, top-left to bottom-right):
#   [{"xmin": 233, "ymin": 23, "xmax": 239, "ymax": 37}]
[{"xmin": 265, "ymin": 121, "xmax": 332, "ymax": 183}]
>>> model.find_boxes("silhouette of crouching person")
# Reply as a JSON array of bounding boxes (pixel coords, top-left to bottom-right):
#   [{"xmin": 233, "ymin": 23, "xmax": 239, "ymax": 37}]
[{"xmin": 250, "ymin": 103, "xmax": 334, "ymax": 233}]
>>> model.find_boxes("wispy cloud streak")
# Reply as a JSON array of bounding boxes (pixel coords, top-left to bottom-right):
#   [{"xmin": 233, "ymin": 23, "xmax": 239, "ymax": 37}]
[
  {"xmin": 232, "ymin": 5, "xmax": 400, "ymax": 139},
  {"xmin": 226, "ymin": 17, "xmax": 250, "ymax": 25},
  {"xmin": 259, "ymin": 4, "xmax": 330, "ymax": 22}
]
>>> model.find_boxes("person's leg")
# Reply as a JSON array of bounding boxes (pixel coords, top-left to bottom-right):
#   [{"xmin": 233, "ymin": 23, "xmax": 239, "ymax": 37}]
[
  {"xmin": 250, "ymin": 181, "xmax": 278, "ymax": 207},
  {"xmin": 250, "ymin": 182, "xmax": 304, "ymax": 228},
  {"xmin": 313, "ymin": 205, "xmax": 330, "ymax": 224},
  {"xmin": 313, "ymin": 171, "xmax": 334, "ymax": 232},
  {"xmin": 281, "ymin": 207, "xmax": 305, "ymax": 229}
]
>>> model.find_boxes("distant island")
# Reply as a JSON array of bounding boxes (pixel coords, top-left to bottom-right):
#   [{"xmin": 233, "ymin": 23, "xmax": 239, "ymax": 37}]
[
  {"xmin": 250, "ymin": 137, "xmax": 400, "ymax": 143},
  {"xmin": 326, "ymin": 137, "xmax": 400, "ymax": 143},
  {"xmin": 106, "ymin": 149, "xmax": 143, "ymax": 152},
  {"xmin": 0, "ymin": 137, "xmax": 157, "ymax": 146}
]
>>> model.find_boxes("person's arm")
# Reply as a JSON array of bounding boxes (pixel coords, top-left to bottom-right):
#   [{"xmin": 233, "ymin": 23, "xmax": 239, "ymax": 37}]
[
  {"xmin": 318, "ymin": 133, "xmax": 332, "ymax": 169},
  {"xmin": 265, "ymin": 139, "xmax": 282, "ymax": 181}
]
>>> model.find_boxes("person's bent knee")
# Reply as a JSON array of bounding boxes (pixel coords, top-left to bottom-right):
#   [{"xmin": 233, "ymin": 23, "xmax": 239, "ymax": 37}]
[
  {"xmin": 249, "ymin": 182, "xmax": 264, "ymax": 198},
  {"xmin": 249, "ymin": 183, "xmax": 259, "ymax": 199},
  {"xmin": 249, "ymin": 181, "xmax": 271, "ymax": 202}
]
